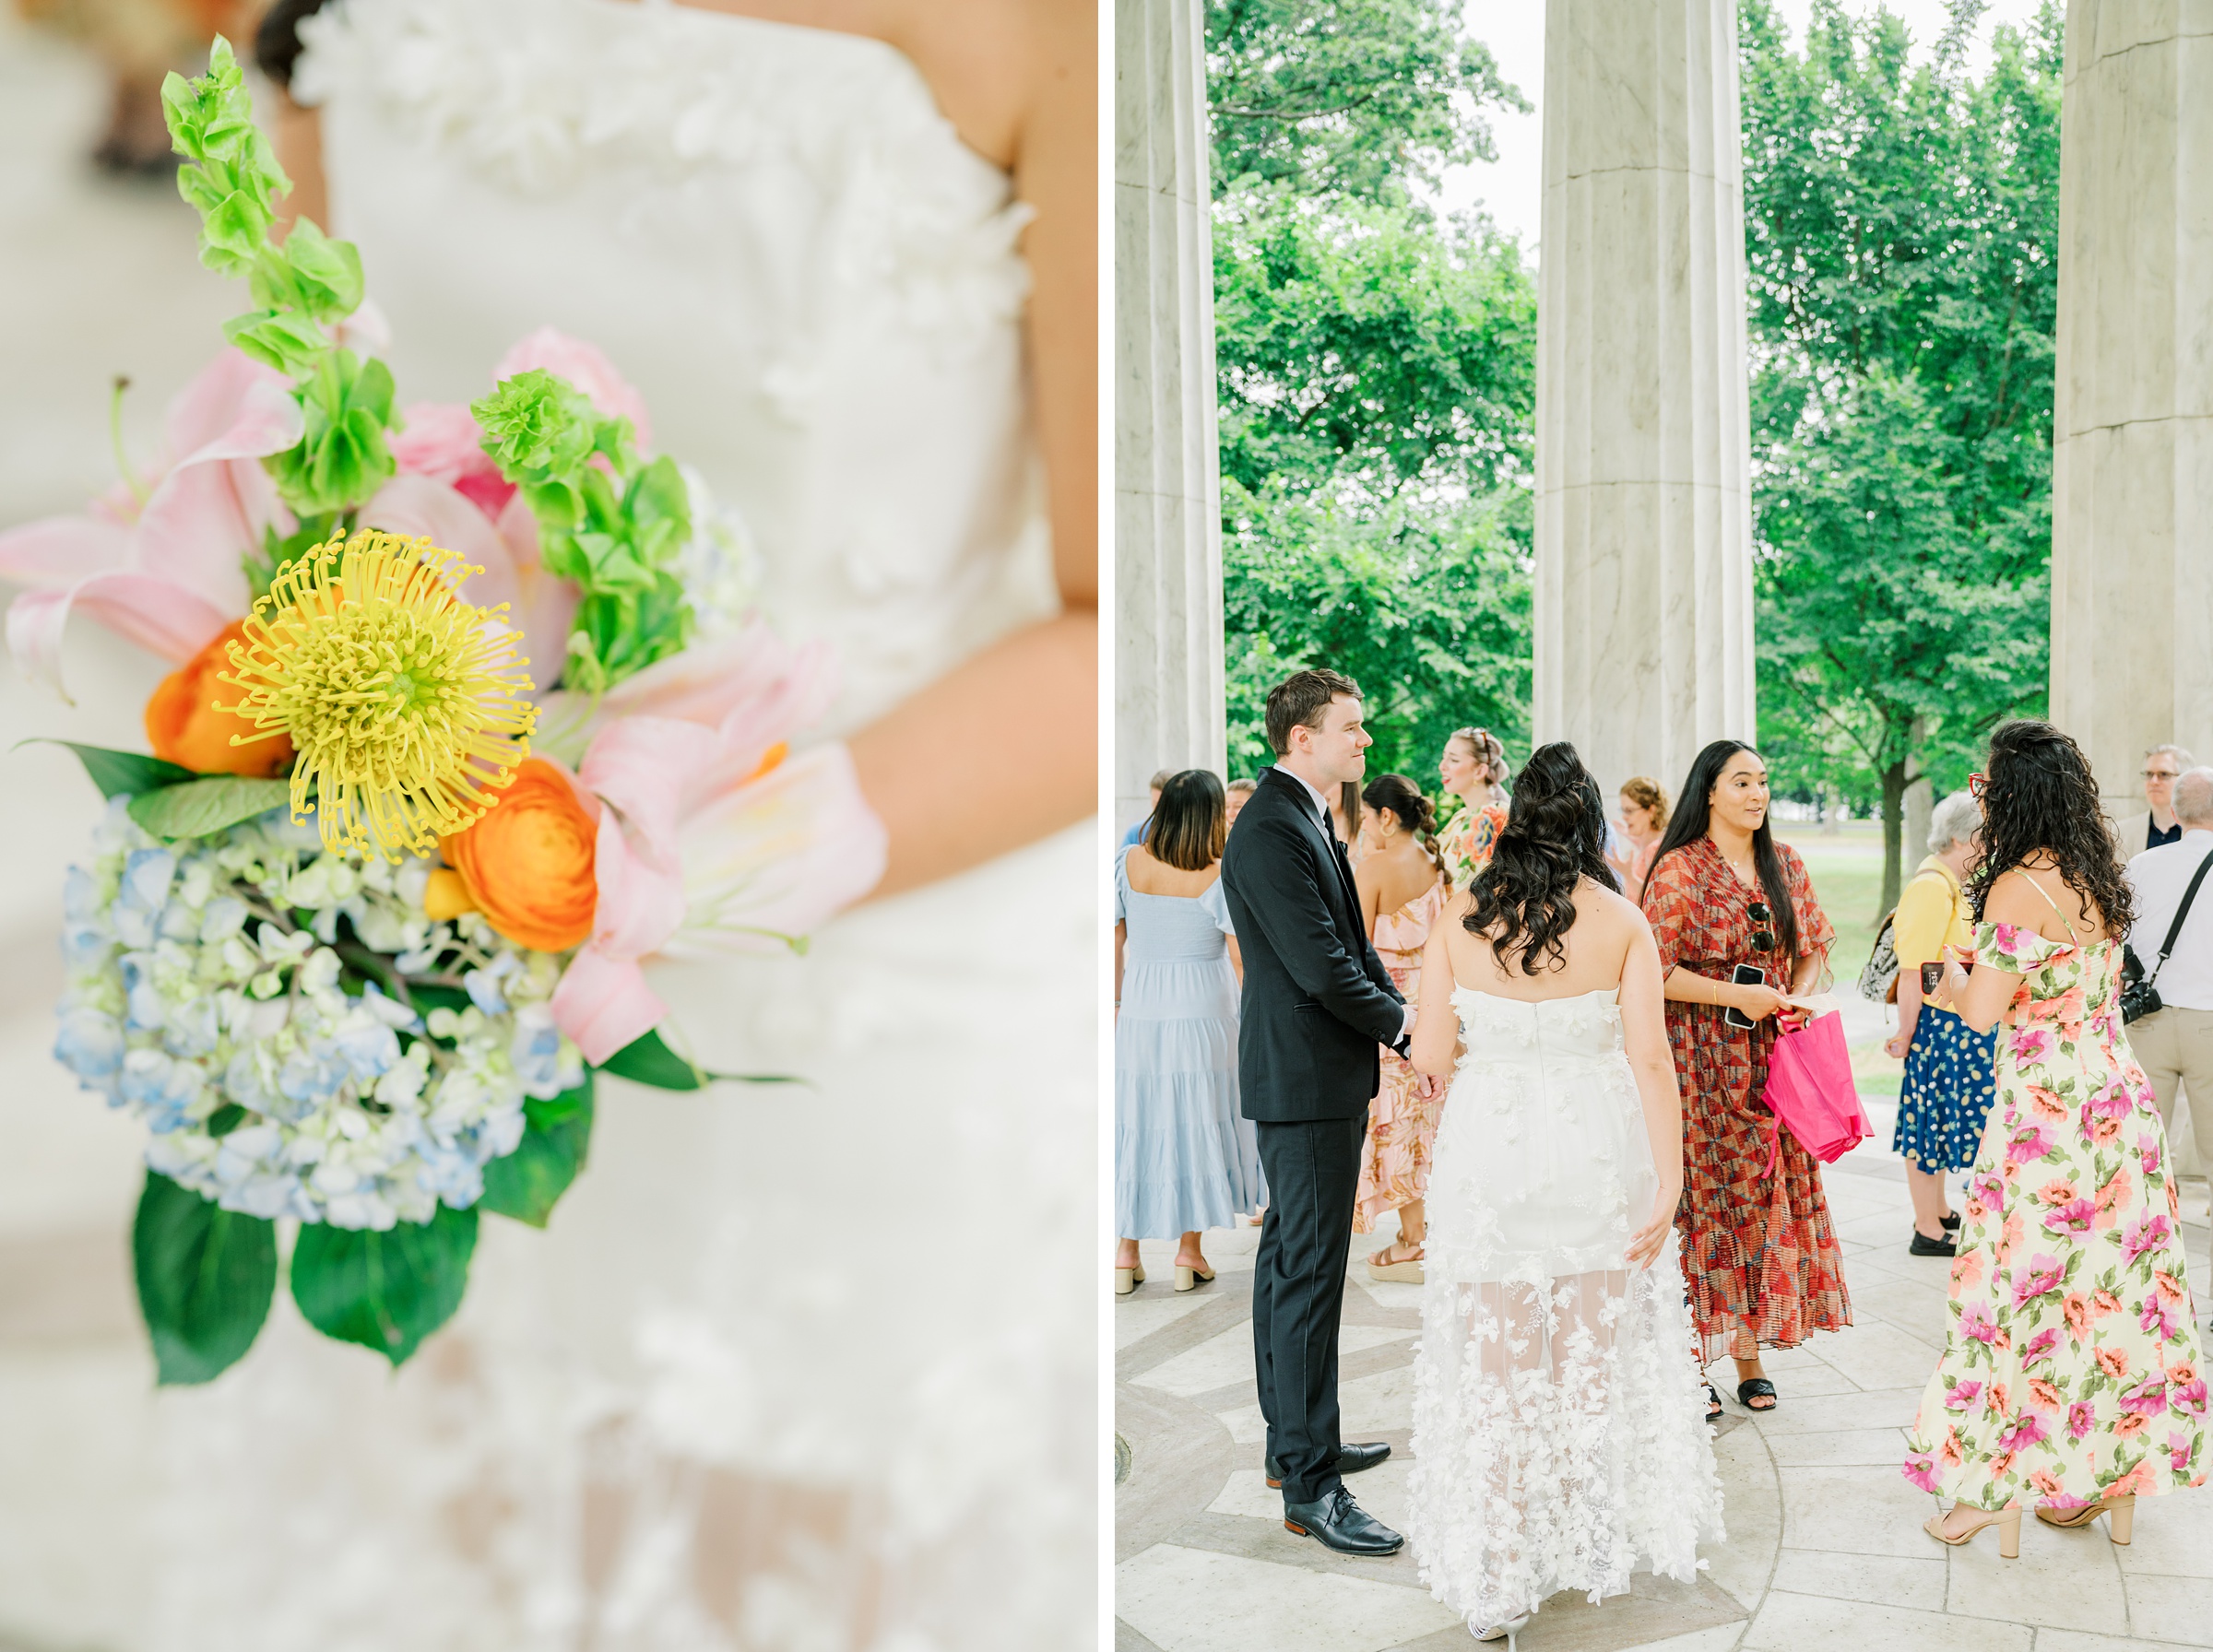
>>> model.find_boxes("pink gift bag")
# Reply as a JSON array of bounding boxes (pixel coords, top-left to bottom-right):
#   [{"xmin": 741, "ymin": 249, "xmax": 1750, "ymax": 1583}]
[{"xmin": 1759, "ymin": 1010, "xmax": 1871, "ymax": 1174}]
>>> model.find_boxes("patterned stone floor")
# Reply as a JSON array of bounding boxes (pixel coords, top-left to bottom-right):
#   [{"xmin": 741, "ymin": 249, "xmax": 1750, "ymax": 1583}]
[{"xmin": 1115, "ymin": 1106, "xmax": 2213, "ymax": 1652}]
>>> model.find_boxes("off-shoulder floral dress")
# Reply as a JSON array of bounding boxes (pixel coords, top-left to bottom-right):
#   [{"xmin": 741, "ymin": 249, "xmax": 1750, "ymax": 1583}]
[{"xmin": 1904, "ymin": 921, "xmax": 2207, "ymax": 1509}]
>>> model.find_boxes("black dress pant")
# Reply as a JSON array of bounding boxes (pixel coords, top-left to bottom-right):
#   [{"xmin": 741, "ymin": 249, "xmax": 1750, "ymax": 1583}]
[{"xmin": 1251, "ymin": 1114, "xmax": 1367, "ymax": 1504}]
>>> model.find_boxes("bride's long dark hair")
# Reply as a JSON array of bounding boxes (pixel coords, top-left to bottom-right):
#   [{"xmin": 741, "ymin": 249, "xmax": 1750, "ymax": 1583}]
[{"xmin": 1464, "ymin": 742, "xmax": 1619, "ymax": 975}]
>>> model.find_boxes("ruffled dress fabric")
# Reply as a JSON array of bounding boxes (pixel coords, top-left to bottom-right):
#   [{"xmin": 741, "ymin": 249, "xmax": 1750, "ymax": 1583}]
[
  {"xmin": 1355, "ymin": 878, "xmax": 1449, "ymax": 1232},
  {"xmin": 1113, "ymin": 848, "xmax": 1261, "ymax": 1237},
  {"xmin": 1407, "ymin": 987, "xmax": 1724, "ymax": 1633},
  {"xmin": 1643, "ymin": 838, "xmax": 1851, "ymax": 1363},
  {"xmin": 1895, "ymin": 1004, "xmax": 2000, "ymax": 1174},
  {"xmin": 1904, "ymin": 924, "xmax": 2207, "ymax": 1509}
]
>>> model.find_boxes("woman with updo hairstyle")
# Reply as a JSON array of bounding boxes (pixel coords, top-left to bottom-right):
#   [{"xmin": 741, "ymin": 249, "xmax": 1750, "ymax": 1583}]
[
  {"xmin": 1438, "ymin": 726, "xmax": 1511, "ymax": 887},
  {"xmin": 1609, "ymin": 775, "xmax": 1670, "ymax": 904},
  {"xmin": 1352, "ymin": 773, "xmax": 1453, "ymax": 1281},
  {"xmin": 1114, "ymin": 771, "xmax": 1260, "ymax": 1294},
  {"xmin": 1905, "ymin": 721, "xmax": 2206, "ymax": 1557}
]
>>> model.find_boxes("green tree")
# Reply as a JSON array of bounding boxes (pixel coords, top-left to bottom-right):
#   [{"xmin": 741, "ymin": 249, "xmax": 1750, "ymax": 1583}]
[
  {"xmin": 1741, "ymin": 0, "xmax": 2060, "ymax": 912},
  {"xmin": 1205, "ymin": 0, "xmax": 1527, "ymax": 202},
  {"xmin": 1212, "ymin": 185, "xmax": 1537, "ymax": 782},
  {"xmin": 1206, "ymin": 2, "xmax": 1536, "ymax": 791}
]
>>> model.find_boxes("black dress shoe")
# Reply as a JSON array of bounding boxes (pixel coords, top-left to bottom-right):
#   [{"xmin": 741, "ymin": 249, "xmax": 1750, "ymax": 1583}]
[
  {"xmin": 1282, "ymin": 1485, "xmax": 1403, "ymax": 1555},
  {"xmin": 1265, "ymin": 1441, "xmax": 1390, "ymax": 1488},
  {"xmin": 1910, "ymin": 1230, "xmax": 1958, "ymax": 1257}
]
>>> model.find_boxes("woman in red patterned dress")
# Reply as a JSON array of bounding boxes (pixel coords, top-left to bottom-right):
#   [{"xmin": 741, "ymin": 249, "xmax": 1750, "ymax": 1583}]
[{"xmin": 1641, "ymin": 740, "xmax": 1849, "ymax": 1420}]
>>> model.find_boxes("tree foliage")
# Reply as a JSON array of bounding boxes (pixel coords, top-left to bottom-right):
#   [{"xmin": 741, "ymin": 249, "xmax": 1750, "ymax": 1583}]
[
  {"xmin": 1742, "ymin": 0, "xmax": 2060, "ymax": 908},
  {"xmin": 1204, "ymin": 0, "xmax": 1527, "ymax": 203},
  {"xmin": 1209, "ymin": 5, "xmax": 1537, "ymax": 785}
]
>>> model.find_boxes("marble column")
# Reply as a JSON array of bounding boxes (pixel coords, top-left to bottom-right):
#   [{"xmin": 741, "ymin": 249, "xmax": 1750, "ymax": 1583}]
[
  {"xmin": 2049, "ymin": 0, "xmax": 2213, "ymax": 815},
  {"xmin": 1533, "ymin": 0, "xmax": 1757, "ymax": 802},
  {"xmin": 1115, "ymin": 0, "xmax": 1226, "ymax": 831}
]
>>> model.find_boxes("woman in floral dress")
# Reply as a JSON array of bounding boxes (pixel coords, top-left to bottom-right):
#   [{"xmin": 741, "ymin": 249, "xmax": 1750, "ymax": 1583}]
[
  {"xmin": 1642, "ymin": 740, "xmax": 1848, "ymax": 1420},
  {"xmin": 1352, "ymin": 774, "xmax": 1452, "ymax": 1283},
  {"xmin": 1438, "ymin": 726, "xmax": 1509, "ymax": 888},
  {"xmin": 1906, "ymin": 721, "xmax": 2207, "ymax": 1555}
]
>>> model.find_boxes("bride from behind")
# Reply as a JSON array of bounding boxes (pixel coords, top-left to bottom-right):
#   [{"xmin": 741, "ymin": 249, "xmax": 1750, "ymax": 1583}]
[{"xmin": 1406, "ymin": 743, "xmax": 1722, "ymax": 1645}]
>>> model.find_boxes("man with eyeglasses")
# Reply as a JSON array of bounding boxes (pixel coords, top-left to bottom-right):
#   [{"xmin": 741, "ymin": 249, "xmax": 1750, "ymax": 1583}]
[{"xmin": 2113, "ymin": 744, "xmax": 2195, "ymax": 856}]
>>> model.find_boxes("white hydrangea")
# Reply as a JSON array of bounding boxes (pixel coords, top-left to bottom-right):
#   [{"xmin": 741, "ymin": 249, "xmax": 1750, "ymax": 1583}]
[{"xmin": 56, "ymin": 797, "xmax": 585, "ymax": 1231}]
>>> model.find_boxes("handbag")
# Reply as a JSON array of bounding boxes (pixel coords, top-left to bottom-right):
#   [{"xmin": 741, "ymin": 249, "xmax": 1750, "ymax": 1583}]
[
  {"xmin": 2121, "ymin": 847, "xmax": 2213, "ymax": 1023},
  {"xmin": 1759, "ymin": 1009, "xmax": 1872, "ymax": 1174},
  {"xmin": 1857, "ymin": 867, "xmax": 1948, "ymax": 1004}
]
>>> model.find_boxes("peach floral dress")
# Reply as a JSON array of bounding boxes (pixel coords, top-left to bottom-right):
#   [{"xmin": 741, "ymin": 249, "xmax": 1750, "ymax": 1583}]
[{"xmin": 1356, "ymin": 876, "xmax": 1451, "ymax": 1232}]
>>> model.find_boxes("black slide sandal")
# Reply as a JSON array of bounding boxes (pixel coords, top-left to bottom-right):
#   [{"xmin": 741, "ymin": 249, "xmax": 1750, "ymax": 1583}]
[
  {"xmin": 1705, "ymin": 1383, "xmax": 1723, "ymax": 1423},
  {"xmin": 1737, "ymin": 1377, "xmax": 1778, "ymax": 1412}
]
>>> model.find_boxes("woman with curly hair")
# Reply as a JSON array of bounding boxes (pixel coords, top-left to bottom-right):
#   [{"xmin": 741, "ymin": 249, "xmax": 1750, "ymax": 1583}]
[
  {"xmin": 1905, "ymin": 721, "xmax": 2207, "ymax": 1557},
  {"xmin": 1404, "ymin": 743, "xmax": 1719, "ymax": 1644},
  {"xmin": 1642, "ymin": 739, "xmax": 1845, "ymax": 1419}
]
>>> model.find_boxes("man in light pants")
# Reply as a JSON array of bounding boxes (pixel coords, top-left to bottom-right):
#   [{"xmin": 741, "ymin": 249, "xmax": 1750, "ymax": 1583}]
[{"xmin": 2124, "ymin": 767, "xmax": 2213, "ymax": 1180}]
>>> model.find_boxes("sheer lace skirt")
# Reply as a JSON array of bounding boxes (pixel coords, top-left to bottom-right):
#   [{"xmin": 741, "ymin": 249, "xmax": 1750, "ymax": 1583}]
[{"xmin": 1407, "ymin": 1046, "xmax": 1724, "ymax": 1630}]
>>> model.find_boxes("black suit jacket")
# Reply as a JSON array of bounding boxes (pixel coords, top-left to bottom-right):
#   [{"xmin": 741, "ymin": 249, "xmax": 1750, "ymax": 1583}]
[{"xmin": 1220, "ymin": 767, "xmax": 1406, "ymax": 1123}]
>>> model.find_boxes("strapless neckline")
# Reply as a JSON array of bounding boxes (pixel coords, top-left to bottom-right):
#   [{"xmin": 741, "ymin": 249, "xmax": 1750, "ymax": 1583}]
[{"xmin": 1450, "ymin": 985, "xmax": 1620, "ymax": 1008}]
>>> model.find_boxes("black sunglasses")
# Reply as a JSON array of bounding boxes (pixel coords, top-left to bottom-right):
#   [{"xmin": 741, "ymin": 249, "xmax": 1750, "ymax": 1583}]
[{"xmin": 1747, "ymin": 899, "xmax": 1774, "ymax": 952}]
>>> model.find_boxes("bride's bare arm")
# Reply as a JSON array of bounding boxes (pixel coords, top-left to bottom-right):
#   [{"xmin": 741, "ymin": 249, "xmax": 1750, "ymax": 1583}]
[
  {"xmin": 845, "ymin": 0, "xmax": 1095, "ymax": 895},
  {"xmin": 270, "ymin": 0, "xmax": 1097, "ymax": 901},
  {"xmin": 1619, "ymin": 914, "xmax": 1684, "ymax": 1268}
]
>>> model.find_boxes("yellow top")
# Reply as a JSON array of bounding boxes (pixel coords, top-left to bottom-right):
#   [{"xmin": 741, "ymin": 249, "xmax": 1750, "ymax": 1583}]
[{"xmin": 1892, "ymin": 855, "xmax": 1972, "ymax": 970}]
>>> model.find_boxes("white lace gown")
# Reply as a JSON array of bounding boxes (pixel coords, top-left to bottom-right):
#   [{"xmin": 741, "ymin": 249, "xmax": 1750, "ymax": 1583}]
[
  {"xmin": 6, "ymin": 4, "xmax": 1095, "ymax": 1648},
  {"xmin": 1407, "ymin": 986, "xmax": 1722, "ymax": 1632}
]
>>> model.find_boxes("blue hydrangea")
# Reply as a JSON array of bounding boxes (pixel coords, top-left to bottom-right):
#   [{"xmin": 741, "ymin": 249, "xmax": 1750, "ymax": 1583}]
[{"xmin": 56, "ymin": 801, "xmax": 585, "ymax": 1230}]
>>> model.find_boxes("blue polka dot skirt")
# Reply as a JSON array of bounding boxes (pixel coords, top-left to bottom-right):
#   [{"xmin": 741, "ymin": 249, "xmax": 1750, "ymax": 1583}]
[{"xmin": 1893, "ymin": 1003, "xmax": 1998, "ymax": 1173}]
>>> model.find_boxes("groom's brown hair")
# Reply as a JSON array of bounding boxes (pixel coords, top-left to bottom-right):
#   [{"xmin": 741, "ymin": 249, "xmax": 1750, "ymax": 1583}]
[{"xmin": 1264, "ymin": 668, "xmax": 1362, "ymax": 756}]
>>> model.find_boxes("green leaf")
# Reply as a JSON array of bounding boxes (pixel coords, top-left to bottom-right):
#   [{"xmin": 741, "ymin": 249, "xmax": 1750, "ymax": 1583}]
[
  {"xmin": 479, "ymin": 1074, "xmax": 595, "ymax": 1227},
  {"xmin": 132, "ymin": 1170, "xmax": 277, "ymax": 1385},
  {"xmin": 127, "ymin": 776, "xmax": 294, "ymax": 840},
  {"xmin": 596, "ymin": 1028, "xmax": 806, "ymax": 1090},
  {"xmin": 204, "ymin": 1103, "xmax": 248, "ymax": 1138},
  {"xmin": 290, "ymin": 1204, "xmax": 479, "ymax": 1368},
  {"xmin": 598, "ymin": 1027, "xmax": 704, "ymax": 1089},
  {"xmin": 19, "ymin": 739, "xmax": 197, "ymax": 798}
]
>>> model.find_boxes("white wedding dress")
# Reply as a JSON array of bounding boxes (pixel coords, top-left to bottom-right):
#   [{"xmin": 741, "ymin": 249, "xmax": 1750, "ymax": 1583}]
[
  {"xmin": 7, "ymin": 4, "xmax": 1095, "ymax": 1648},
  {"xmin": 1406, "ymin": 986, "xmax": 1722, "ymax": 1633}
]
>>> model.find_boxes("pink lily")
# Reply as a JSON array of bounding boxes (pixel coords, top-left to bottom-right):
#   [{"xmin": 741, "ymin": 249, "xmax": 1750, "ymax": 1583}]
[
  {"xmin": 354, "ymin": 472, "xmax": 578, "ymax": 694},
  {"xmin": 547, "ymin": 623, "xmax": 889, "ymax": 1063},
  {"xmin": 0, "ymin": 350, "xmax": 301, "ymax": 701}
]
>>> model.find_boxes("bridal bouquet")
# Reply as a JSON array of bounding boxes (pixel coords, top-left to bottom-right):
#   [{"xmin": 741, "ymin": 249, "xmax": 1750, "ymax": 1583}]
[{"xmin": 0, "ymin": 41, "xmax": 883, "ymax": 1382}]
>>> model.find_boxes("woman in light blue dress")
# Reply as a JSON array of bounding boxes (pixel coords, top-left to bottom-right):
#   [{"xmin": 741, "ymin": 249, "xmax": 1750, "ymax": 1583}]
[{"xmin": 1114, "ymin": 770, "xmax": 1260, "ymax": 1293}]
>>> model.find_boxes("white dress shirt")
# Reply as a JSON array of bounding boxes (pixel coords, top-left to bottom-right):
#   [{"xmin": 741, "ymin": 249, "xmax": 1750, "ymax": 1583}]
[
  {"xmin": 1276, "ymin": 767, "xmax": 1416, "ymax": 1043},
  {"xmin": 2124, "ymin": 828, "xmax": 2213, "ymax": 1011}
]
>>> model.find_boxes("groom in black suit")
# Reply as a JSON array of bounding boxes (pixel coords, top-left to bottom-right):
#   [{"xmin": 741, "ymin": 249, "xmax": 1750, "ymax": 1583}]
[{"xmin": 1220, "ymin": 668, "xmax": 1406, "ymax": 1556}]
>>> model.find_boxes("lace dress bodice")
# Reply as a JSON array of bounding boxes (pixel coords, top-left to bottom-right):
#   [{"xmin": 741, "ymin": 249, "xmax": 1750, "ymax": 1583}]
[{"xmin": 298, "ymin": 0, "xmax": 1056, "ymax": 734}]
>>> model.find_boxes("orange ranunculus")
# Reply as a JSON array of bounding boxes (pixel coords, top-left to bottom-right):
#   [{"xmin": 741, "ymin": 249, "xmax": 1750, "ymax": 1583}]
[
  {"xmin": 143, "ymin": 620, "xmax": 292, "ymax": 776},
  {"xmin": 438, "ymin": 758, "xmax": 599, "ymax": 952}
]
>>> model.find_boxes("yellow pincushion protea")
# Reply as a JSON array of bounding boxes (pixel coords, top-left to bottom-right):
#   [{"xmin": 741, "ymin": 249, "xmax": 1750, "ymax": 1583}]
[{"xmin": 219, "ymin": 530, "xmax": 537, "ymax": 860}]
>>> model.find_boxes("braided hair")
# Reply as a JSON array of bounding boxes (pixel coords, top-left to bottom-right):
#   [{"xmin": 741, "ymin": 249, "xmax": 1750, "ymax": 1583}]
[
  {"xmin": 1464, "ymin": 742, "xmax": 1619, "ymax": 975},
  {"xmin": 1362, "ymin": 773, "xmax": 1451, "ymax": 891},
  {"xmin": 1967, "ymin": 720, "xmax": 2135, "ymax": 935}
]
